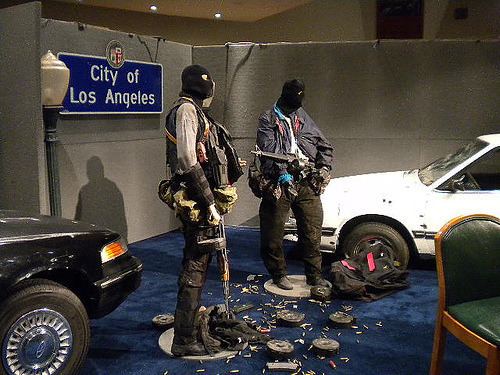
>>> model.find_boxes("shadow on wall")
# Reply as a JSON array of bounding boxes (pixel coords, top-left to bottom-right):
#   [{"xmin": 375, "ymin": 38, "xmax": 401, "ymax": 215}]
[{"xmin": 75, "ymin": 156, "xmax": 128, "ymax": 240}]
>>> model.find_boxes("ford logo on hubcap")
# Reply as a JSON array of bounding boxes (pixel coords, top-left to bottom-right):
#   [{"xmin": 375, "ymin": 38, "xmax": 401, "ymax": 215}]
[{"xmin": 36, "ymin": 340, "xmax": 46, "ymax": 359}]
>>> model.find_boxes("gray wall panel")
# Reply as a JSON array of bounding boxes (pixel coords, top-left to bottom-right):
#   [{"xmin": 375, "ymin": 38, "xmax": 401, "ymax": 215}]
[
  {"xmin": 416, "ymin": 41, "xmax": 500, "ymax": 139},
  {"xmin": 40, "ymin": 20, "xmax": 190, "ymax": 241},
  {"xmin": 59, "ymin": 139, "xmax": 178, "ymax": 241},
  {"xmin": 0, "ymin": 3, "xmax": 45, "ymax": 213},
  {"xmin": 221, "ymin": 41, "xmax": 500, "ymax": 141},
  {"xmin": 192, "ymin": 46, "xmax": 228, "ymax": 123},
  {"xmin": 332, "ymin": 138, "xmax": 421, "ymax": 177},
  {"xmin": 222, "ymin": 137, "xmax": 259, "ymax": 227},
  {"xmin": 195, "ymin": 40, "xmax": 500, "ymax": 225}
]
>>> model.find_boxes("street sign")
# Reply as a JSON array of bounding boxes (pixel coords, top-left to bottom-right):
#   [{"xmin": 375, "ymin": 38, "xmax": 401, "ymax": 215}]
[{"xmin": 58, "ymin": 52, "xmax": 163, "ymax": 114}]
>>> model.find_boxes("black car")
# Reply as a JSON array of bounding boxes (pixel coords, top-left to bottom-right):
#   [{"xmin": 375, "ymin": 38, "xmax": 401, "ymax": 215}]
[{"xmin": 0, "ymin": 210, "xmax": 143, "ymax": 375}]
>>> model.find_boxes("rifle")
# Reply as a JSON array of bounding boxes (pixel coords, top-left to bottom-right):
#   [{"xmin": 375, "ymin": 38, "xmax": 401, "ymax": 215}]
[
  {"xmin": 197, "ymin": 219, "xmax": 231, "ymax": 318},
  {"xmin": 216, "ymin": 218, "xmax": 231, "ymax": 318},
  {"xmin": 251, "ymin": 149, "xmax": 315, "ymax": 175},
  {"xmin": 251, "ymin": 148, "xmax": 330, "ymax": 196}
]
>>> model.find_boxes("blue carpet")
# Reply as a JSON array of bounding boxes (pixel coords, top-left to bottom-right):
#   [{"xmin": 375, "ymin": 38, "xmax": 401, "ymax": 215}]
[{"xmin": 83, "ymin": 227, "xmax": 485, "ymax": 374}]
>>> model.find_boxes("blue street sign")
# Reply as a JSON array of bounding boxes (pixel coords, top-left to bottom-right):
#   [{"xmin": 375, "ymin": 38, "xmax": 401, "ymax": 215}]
[{"xmin": 58, "ymin": 52, "xmax": 163, "ymax": 114}]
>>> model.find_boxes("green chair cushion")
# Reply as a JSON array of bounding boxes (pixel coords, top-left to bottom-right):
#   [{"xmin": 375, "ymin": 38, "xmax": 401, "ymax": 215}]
[{"xmin": 448, "ymin": 296, "xmax": 500, "ymax": 346}]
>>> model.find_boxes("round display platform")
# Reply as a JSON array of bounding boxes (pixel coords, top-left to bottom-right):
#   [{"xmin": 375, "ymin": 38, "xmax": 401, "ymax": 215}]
[
  {"xmin": 263, "ymin": 275, "xmax": 332, "ymax": 298},
  {"xmin": 159, "ymin": 328, "xmax": 246, "ymax": 361}
]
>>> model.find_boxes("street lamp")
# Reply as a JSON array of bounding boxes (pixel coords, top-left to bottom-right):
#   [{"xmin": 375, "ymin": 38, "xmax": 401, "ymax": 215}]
[{"xmin": 41, "ymin": 51, "xmax": 70, "ymax": 216}]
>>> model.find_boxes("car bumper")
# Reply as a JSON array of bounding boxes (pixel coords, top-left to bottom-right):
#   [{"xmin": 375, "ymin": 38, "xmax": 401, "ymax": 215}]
[{"xmin": 90, "ymin": 256, "xmax": 143, "ymax": 318}]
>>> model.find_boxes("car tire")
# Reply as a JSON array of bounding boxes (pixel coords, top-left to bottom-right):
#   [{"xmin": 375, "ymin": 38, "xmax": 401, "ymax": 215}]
[
  {"xmin": 342, "ymin": 222, "xmax": 410, "ymax": 269},
  {"xmin": 0, "ymin": 279, "xmax": 90, "ymax": 375}
]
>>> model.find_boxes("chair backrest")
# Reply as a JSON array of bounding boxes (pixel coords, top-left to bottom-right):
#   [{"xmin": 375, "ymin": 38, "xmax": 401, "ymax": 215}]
[{"xmin": 435, "ymin": 214, "xmax": 500, "ymax": 308}]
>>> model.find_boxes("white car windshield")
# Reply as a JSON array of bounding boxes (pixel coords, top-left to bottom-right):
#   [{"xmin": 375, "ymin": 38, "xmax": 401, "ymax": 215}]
[{"xmin": 418, "ymin": 139, "xmax": 488, "ymax": 186}]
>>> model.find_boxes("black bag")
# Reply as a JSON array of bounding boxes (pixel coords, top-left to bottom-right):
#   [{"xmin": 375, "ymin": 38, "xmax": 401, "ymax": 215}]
[
  {"xmin": 248, "ymin": 152, "xmax": 265, "ymax": 198},
  {"xmin": 248, "ymin": 152, "xmax": 281, "ymax": 200},
  {"xmin": 329, "ymin": 243, "xmax": 409, "ymax": 301}
]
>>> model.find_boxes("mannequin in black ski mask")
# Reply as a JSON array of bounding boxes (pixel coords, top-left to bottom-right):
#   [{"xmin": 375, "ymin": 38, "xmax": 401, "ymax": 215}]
[
  {"xmin": 276, "ymin": 79, "xmax": 305, "ymax": 115},
  {"xmin": 255, "ymin": 77, "xmax": 334, "ymax": 292},
  {"xmin": 180, "ymin": 64, "xmax": 214, "ymax": 108},
  {"xmin": 164, "ymin": 64, "xmax": 244, "ymax": 357}
]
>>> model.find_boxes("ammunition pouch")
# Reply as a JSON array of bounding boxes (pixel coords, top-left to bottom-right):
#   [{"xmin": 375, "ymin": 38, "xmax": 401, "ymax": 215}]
[
  {"xmin": 174, "ymin": 189, "xmax": 202, "ymax": 223},
  {"xmin": 307, "ymin": 167, "xmax": 331, "ymax": 196},
  {"xmin": 214, "ymin": 186, "xmax": 238, "ymax": 215},
  {"xmin": 165, "ymin": 178, "xmax": 238, "ymax": 224},
  {"xmin": 208, "ymin": 114, "xmax": 244, "ymax": 184},
  {"xmin": 209, "ymin": 144, "xmax": 229, "ymax": 188},
  {"xmin": 158, "ymin": 174, "xmax": 206, "ymax": 224},
  {"xmin": 248, "ymin": 154, "xmax": 282, "ymax": 201},
  {"xmin": 158, "ymin": 178, "xmax": 176, "ymax": 209}
]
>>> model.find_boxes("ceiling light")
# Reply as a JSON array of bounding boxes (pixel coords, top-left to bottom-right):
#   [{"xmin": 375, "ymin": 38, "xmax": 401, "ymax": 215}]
[
  {"xmin": 214, "ymin": 12, "xmax": 223, "ymax": 19},
  {"xmin": 150, "ymin": 5, "xmax": 158, "ymax": 12}
]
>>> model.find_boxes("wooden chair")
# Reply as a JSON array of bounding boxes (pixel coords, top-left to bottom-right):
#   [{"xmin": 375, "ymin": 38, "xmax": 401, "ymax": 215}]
[{"xmin": 430, "ymin": 214, "xmax": 500, "ymax": 375}]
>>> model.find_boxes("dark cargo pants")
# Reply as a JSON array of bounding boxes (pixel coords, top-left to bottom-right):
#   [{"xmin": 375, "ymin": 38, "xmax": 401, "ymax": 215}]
[
  {"xmin": 173, "ymin": 221, "xmax": 213, "ymax": 345},
  {"xmin": 259, "ymin": 182, "xmax": 323, "ymax": 280}
]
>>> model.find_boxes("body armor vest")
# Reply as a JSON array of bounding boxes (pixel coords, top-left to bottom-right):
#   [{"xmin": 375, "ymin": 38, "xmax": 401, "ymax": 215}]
[
  {"xmin": 165, "ymin": 97, "xmax": 227, "ymax": 189},
  {"xmin": 165, "ymin": 97, "xmax": 209, "ymax": 173}
]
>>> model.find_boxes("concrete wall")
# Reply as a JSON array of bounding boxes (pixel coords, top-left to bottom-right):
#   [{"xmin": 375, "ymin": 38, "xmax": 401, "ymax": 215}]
[
  {"xmin": 193, "ymin": 40, "xmax": 500, "ymax": 226},
  {"xmin": 0, "ymin": 2, "xmax": 47, "ymax": 213},
  {"xmin": 40, "ymin": 20, "xmax": 191, "ymax": 242}
]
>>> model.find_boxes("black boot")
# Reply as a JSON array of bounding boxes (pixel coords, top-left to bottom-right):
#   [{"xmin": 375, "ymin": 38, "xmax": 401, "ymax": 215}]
[{"xmin": 273, "ymin": 275, "xmax": 294, "ymax": 290}]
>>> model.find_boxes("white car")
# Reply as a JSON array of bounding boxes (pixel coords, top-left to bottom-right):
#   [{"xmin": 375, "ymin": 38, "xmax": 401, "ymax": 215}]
[{"xmin": 288, "ymin": 134, "xmax": 500, "ymax": 269}]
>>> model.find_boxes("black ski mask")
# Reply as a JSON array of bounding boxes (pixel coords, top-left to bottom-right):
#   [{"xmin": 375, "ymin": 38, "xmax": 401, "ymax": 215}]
[
  {"xmin": 276, "ymin": 79, "xmax": 305, "ymax": 115},
  {"xmin": 181, "ymin": 65, "xmax": 214, "ymax": 102}
]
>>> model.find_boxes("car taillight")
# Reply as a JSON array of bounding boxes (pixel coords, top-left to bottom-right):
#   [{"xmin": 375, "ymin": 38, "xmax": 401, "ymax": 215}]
[{"xmin": 101, "ymin": 238, "xmax": 127, "ymax": 263}]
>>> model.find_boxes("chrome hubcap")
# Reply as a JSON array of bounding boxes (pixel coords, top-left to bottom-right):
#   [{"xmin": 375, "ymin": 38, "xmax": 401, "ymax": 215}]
[{"xmin": 2, "ymin": 309, "xmax": 73, "ymax": 375}]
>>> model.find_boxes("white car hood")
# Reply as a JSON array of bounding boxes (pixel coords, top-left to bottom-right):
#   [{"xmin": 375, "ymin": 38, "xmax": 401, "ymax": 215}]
[
  {"xmin": 324, "ymin": 170, "xmax": 420, "ymax": 196},
  {"xmin": 321, "ymin": 170, "xmax": 424, "ymax": 223}
]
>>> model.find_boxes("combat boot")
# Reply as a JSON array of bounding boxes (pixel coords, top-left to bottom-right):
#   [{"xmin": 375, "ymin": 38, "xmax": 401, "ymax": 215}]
[{"xmin": 274, "ymin": 275, "xmax": 293, "ymax": 290}]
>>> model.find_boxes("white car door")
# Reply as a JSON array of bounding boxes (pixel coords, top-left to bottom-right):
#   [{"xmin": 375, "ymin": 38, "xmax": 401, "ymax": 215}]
[{"xmin": 421, "ymin": 147, "xmax": 500, "ymax": 254}]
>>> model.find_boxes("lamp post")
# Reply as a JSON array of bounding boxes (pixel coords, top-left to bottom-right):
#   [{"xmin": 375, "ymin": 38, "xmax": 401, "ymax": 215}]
[{"xmin": 41, "ymin": 51, "xmax": 70, "ymax": 217}]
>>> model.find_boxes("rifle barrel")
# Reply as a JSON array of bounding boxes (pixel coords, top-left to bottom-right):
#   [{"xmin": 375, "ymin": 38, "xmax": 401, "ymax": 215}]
[{"xmin": 251, "ymin": 150, "xmax": 315, "ymax": 168}]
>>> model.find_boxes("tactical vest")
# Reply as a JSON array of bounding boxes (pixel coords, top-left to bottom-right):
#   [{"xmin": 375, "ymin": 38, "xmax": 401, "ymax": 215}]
[{"xmin": 165, "ymin": 97, "xmax": 210, "ymax": 170}]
